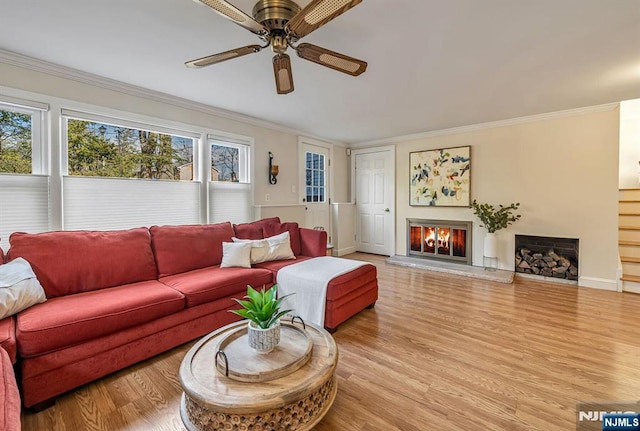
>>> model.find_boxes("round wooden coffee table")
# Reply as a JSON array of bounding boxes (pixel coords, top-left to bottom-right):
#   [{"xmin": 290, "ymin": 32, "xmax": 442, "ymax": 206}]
[{"xmin": 179, "ymin": 320, "xmax": 338, "ymax": 431}]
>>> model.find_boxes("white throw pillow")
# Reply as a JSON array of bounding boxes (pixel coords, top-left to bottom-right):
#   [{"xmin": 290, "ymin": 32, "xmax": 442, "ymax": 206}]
[
  {"xmin": 232, "ymin": 237, "xmax": 269, "ymax": 264},
  {"xmin": 220, "ymin": 242, "xmax": 252, "ymax": 268},
  {"xmin": 0, "ymin": 257, "xmax": 47, "ymax": 319},
  {"xmin": 264, "ymin": 231, "xmax": 296, "ymax": 261}
]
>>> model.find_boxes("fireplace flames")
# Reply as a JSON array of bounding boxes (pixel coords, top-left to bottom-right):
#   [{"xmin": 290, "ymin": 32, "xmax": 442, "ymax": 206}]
[
  {"xmin": 424, "ymin": 227, "xmax": 450, "ymax": 254},
  {"xmin": 408, "ymin": 220, "xmax": 470, "ymax": 263}
]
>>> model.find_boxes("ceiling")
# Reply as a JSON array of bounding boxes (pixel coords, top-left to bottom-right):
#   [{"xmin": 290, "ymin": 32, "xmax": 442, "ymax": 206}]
[{"xmin": 1, "ymin": 0, "xmax": 639, "ymax": 144}]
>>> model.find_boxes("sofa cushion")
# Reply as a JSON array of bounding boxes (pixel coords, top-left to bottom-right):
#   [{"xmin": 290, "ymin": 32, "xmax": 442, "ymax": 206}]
[
  {"xmin": 0, "ymin": 318, "xmax": 16, "ymax": 364},
  {"xmin": 233, "ymin": 217, "xmax": 281, "ymax": 240},
  {"xmin": 150, "ymin": 222, "xmax": 235, "ymax": 278},
  {"xmin": 7, "ymin": 228, "xmax": 158, "ymax": 298},
  {"xmin": 263, "ymin": 222, "xmax": 302, "ymax": 256},
  {"xmin": 160, "ymin": 266, "xmax": 273, "ymax": 308},
  {"xmin": 0, "ymin": 347, "xmax": 20, "ymax": 431},
  {"xmin": 17, "ymin": 280, "xmax": 185, "ymax": 357}
]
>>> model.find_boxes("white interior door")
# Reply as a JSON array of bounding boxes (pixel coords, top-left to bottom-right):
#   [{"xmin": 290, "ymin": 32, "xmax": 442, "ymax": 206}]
[
  {"xmin": 353, "ymin": 147, "xmax": 395, "ymax": 256},
  {"xmin": 300, "ymin": 142, "xmax": 330, "ymax": 232}
]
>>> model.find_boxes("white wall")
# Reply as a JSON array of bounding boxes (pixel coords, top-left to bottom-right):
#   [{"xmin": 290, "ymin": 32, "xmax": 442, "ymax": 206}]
[
  {"xmin": 619, "ymin": 99, "xmax": 640, "ymax": 189},
  {"xmin": 393, "ymin": 108, "xmax": 620, "ymax": 289}
]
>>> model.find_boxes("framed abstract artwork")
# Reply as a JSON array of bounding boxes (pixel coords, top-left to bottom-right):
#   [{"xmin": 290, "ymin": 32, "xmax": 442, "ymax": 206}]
[{"xmin": 410, "ymin": 146, "xmax": 471, "ymax": 206}]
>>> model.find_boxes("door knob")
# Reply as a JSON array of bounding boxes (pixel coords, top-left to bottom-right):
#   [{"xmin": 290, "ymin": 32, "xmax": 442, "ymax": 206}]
[{"xmin": 384, "ymin": 208, "xmax": 390, "ymax": 212}]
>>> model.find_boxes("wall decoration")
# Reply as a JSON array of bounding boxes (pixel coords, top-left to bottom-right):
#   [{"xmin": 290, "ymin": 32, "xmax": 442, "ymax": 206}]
[{"xmin": 410, "ymin": 146, "xmax": 471, "ymax": 206}]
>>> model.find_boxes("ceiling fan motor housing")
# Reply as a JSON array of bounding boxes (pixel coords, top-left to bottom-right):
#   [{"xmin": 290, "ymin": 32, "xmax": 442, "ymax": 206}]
[{"xmin": 252, "ymin": 0, "xmax": 301, "ymax": 30}]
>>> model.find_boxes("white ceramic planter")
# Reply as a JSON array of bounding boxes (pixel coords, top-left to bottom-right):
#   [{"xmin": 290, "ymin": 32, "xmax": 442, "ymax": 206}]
[
  {"xmin": 247, "ymin": 320, "xmax": 281, "ymax": 353},
  {"xmin": 483, "ymin": 232, "xmax": 498, "ymax": 270},
  {"xmin": 483, "ymin": 232, "xmax": 498, "ymax": 258}
]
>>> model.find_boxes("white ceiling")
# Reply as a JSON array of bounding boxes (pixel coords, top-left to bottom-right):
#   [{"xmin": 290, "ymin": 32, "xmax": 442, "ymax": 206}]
[{"xmin": 1, "ymin": 0, "xmax": 639, "ymax": 144}]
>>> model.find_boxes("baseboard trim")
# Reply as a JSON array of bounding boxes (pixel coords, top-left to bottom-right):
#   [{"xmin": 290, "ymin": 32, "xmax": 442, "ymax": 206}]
[
  {"xmin": 622, "ymin": 280, "xmax": 640, "ymax": 294},
  {"xmin": 335, "ymin": 246, "xmax": 356, "ymax": 257},
  {"xmin": 579, "ymin": 276, "xmax": 619, "ymax": 291}
]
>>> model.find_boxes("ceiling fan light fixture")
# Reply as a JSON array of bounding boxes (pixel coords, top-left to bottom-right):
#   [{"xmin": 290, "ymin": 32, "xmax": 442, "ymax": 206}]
[
  {"xmin": 273, "ymin": 54, "xmax": 294, "ymax": 94},
  {"xmin": 252, "ymin": 0, "xmax": 301, "ymax": 30},
  {"xmin": 185, "ymin": 0, "xmax": 367, "ymax": 93}
]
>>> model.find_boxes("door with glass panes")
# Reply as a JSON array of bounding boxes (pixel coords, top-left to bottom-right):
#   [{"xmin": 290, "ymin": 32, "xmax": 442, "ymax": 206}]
[{"xmin": 300, "ymin": 143, "xmax": 330, "ymax": 232}]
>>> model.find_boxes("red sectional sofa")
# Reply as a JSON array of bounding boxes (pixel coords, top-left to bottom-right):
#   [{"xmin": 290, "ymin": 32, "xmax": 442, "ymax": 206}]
[{"xmin": 0, "ymin": 218, "xmax": 327, "ymax": 410}]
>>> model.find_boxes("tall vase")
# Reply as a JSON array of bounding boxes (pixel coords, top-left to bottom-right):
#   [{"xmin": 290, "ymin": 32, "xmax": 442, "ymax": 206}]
[{"xmin": 483, "ymin": 232, "xmax": 498, "ymax": 270}]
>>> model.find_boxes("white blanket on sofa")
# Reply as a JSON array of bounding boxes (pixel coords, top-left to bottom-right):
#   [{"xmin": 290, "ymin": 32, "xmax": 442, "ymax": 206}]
[{"xmin": 276, "ymin": 256, "xmax": 368, "ymax": 326}]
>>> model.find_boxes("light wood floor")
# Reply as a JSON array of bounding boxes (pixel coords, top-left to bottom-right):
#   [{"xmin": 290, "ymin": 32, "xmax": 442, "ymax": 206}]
[{"xmin": 21, "ymin": 253, "xmax": 640, "ymax": 430}]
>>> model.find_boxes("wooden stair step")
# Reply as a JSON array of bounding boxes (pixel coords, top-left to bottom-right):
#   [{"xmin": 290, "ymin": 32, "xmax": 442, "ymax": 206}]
[
  {"xmin": 619, "ymin": 226, "xmax": 640, "ymax": 231},
  {"xmin": 621, "ymin": 256, "xmax": 640, "ymax": 263},
  {"xmin": 622, "ymin": 274, "xmax": 640, "ymax": 283},
  {"xmin": 619, "ymin": 240, "xmax": 640, "ymax": 246}
]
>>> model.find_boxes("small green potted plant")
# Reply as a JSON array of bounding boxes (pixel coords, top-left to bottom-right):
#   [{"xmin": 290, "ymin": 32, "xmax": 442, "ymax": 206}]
[
  {"xmin": 230, "ymin": 285, "xmax": 293, "ymax": 353},
  {"xmin": 470, "ymin": 200, "xmax": 521, "ymax": 269}
]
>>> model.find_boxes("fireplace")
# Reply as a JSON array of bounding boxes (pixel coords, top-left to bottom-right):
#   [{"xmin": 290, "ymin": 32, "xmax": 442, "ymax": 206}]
[
  {"xmin": 515, "ymin": 235, "xmax": 578, "ymax": 282},
  {"xmin": 407, "ymin": 219, "xmax": 472, "ymax": 265}
]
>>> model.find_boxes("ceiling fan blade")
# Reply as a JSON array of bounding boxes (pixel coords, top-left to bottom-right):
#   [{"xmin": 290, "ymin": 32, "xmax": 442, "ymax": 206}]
[
  {"xmin": 286, "ymin": 0, "xmax": 363, "ymax": 39},
  {"xmin": 296, "ymin": 43, "xmax": 367, "ymax": 76},
  {"xmin": 272, "ymin": 54, "xmax": 294, "ymax": 94},
  {"xmin": 185, "ymin": 45, "xmax": 263, "ymax": 68},
  {"xmin": 192, "ymin": 0, "xmax": 269, "ymax": 36}
]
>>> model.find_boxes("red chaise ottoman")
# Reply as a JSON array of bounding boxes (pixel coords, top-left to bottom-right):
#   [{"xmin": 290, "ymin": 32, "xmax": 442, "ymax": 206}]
[
  {"xmin": 277, "ymin": 257, "xmax": 378, "ymax": 332},
  {"xmin": 324, "ymin": 262, "xmax": 378, "ymax": 332}
]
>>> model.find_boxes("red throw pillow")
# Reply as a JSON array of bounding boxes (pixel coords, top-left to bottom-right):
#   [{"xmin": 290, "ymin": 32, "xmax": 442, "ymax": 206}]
[
  {"xmin": 262, "ymin": 222, "xmax": 301, "ymax": 256},
  {"xmin": 233, "ymin": 217, "xmax": 281, "ymax": 240},
  {"xmin": 233, "ymin": 224, "xmax": 264, "ymax": 240},
  {"xmin": 0, "ymin": 243, "xmax": 4, "ymax": 264}
]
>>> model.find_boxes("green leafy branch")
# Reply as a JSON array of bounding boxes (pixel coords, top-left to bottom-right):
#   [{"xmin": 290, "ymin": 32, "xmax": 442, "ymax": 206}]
[{"xmin": 470, "ymin": 200, "xmax": 521, "ymax": 233}]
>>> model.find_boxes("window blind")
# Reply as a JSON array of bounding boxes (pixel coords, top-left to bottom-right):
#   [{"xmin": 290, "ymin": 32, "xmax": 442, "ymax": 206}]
[
  {"xmin": 63, "ymin": 177, "xmax": 201, "ymax": 231},
  {"xmin": 0, "ymin": 175, "xmax": 50, "ymax": 250},
  {"xmin": 209, "ymin": 182, "xmax": 252, "ymax": 224}
]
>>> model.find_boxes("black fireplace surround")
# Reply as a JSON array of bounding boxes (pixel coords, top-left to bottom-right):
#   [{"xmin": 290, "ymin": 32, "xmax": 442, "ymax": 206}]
[{"xmin": 515, "ymin": 235, "xmax": 578, "ymax": 281}]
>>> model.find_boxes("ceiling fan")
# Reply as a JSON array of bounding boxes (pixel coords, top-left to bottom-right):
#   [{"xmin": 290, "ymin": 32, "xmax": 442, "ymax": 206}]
[{"xmin": 185, "ymin": 0, "xmax": 368, "ymax": 94}]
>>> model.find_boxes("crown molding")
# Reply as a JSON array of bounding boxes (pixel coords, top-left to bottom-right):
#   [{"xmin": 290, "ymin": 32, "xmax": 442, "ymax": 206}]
[
  {"xmin": 350, "ymin": 102, "xmax": 620, "ymax": 148},
  {"xmin": 0, "ymin": 48, "xmax": 345, "ymax": 146}
]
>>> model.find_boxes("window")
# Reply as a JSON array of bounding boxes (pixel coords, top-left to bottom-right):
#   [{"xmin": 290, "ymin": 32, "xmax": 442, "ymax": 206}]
[
  {"xmin": 209, "ymin": 137, "xmax": 252, "ymax": 224},
  {"xmin": 66, "ymin": 119, "xmax": 193, "ymax": 180},
  {"xmin": 0, "ymin": 99, "xmax": 49, "ymax": 250},
  {"xmin": 305, "ymin": 151, "xmax": 326, "ymax": 202},
  {"xmin": 211, "ymin": 141, "xmax": 249, "ymax": 183},
  {"xmin": 0, "ymin": 98, "xmax": 46, "ymax": 175},
  {"xmin": 0, "ymin": 107, "xmax": 32, "ymax": 174},
  {"xmin": 61, "ymin": 110, "xmax": 201, "ymax": 231}
]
